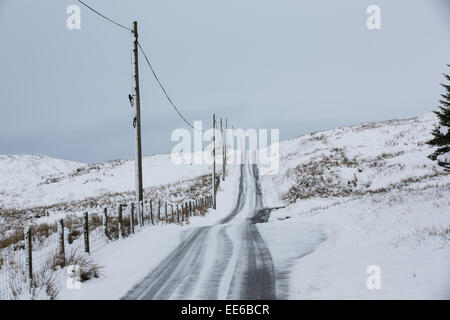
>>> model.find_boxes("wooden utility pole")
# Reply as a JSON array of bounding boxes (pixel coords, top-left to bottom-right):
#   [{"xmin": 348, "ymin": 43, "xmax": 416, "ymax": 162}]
[
  {"xmin": 225, "ymin": 118, "xmax": 228, "ymax": 175},
  {"xmin": 212, "ymin": 114, "xmax": 216, "ymax": 209},
  {"xmin": 133, "ymin": 21, "xmax": 144, "ymax": 219},
  {"xmin": 221, "ymin": 118, "xmax": 225, "ymax": 181}
]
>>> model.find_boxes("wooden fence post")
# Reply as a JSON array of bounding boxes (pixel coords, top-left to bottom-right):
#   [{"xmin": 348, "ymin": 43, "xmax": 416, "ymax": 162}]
[
  {"xmin": 157, "ymin": 200, "xmax": 161, "ymax": 224},
  {"xmin": 186, "ymin": 203, "xmax": 189, "ymax": 219},
  {"xmin": 149, "ymin": 200, "xmax": 154, "ymax": 225},
  {"xmin": 136, "ymin": 201, "xmax": 141, "ymax": 227},
  {"xmin": 143, "ymin": 200, "xmax": 147, "ymax": 223},
  {"xmin": 25, "ymin": 226, "xmax": 33, "ymax": 285},
  {"xmin": 165, "ymin": 202, "xmax": 168, "ymax": 223},
  {"xmin": 58, "ymin": 219, "xmax": 65, "ymax": 265},
  {"xmin": 130, "ymin": 202, "xmax": 135, "ymax": 234},
  {"xmin": 140, "ymin": 201, "xmax": 144, "ymax": 227},
  {"xmin": 118, "ymin": 204, "xmax": 123, "ymax": 239},
  {"xmin": 83, "ymin": 212, "xmax": 90, "ymax": 254},
  {"xmin": 103, "ymin": 207, "xmax": 108, "ymax": 240},
  {"xmin": 135, "ymin": 201, "xmax": 140, "ymax": 227}
]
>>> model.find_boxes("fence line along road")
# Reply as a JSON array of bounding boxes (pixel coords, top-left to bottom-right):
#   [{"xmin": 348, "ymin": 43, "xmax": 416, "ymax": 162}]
[{"xmin": 0, "ymin": 194, "xmax": 213, "ymax": 300}]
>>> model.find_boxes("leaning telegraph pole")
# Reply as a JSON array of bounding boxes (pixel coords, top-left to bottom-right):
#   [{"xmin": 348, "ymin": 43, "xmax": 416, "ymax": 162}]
[
  {"xmin": 221, "ymin": 118, "xmax": 225, "ymax": 181},
  {"xmin": 225, "ymin": 118, "xmax": 228, "ymax": 172},
  {"xmin": 212, "ymin": 114, "xmax": 216, "ymax": 209},
  {"xmin": 132, "ymin": 21, "xmax": 144, "ymax": 221}
]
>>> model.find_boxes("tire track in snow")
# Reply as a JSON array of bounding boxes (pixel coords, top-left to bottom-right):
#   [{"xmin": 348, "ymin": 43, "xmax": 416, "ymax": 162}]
[
  {"xmin": 201, "ymin": 226, "xmax": 233, "ymax": 299},
  {"xmin": 122, "ymin": 163, "xmax": 276, "ymax": 300},
  {"xmin": 227, "ymin": 164, "xmax": 276, "ymax": 299},
  {"xmin": 122, "ymin": 227, "xmax": 209, "ymax": 300}
]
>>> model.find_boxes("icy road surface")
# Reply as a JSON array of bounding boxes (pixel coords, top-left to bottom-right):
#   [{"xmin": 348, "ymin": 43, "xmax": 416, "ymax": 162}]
[{"xmin": 122, "ymin": 164, "xmax": 276, "ymax": 300}]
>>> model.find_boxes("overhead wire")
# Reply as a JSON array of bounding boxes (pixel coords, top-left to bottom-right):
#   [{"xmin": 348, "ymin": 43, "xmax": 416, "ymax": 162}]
[
  {"xmin": 137, "ymin": 41, "xmax": 199, "ymax": 130},
  {"xmin": 78, "ymin": 0, "xmax": 208, "ymax": 132},
  {"xmin": 77, "ymin": 0, "xmax": 134, "ymax": 33}
]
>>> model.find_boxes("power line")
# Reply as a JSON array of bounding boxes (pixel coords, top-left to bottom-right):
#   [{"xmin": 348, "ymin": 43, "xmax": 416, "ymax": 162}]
[
  {"xmin": 77, "ymin": 0, "xmax": 206, "ymax": 131},
  {"xmin": 77, "ymin": 0, "xmax": 133, "ymax": 33},
  {"xmin": 137, "ymin": 41, "xmax": 201, "ymax": 131}
]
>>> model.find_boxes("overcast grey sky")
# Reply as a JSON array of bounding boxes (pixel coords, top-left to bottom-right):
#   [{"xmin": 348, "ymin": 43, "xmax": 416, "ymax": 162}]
[{"xmin": 0, "ymin": 0, "xmax": 449, "ymax": 163}]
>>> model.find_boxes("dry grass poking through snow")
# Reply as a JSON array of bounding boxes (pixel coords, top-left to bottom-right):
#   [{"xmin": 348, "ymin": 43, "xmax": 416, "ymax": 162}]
[
  {"xmin": 6, "ymin": 248, "xmax": 101, "ymax": 300},
  {"xmin": 281, "ymin": 147, "xmax": 447, "ymax": 204},
  {"xmin": 277, "ymin": 114, "xmax": 450, "ymax": 206},
  {"xmin": 262, "ymin": 113, "xmax": 450, "ymax": 250},
  {"xmin": 0, "ymin": 173, "xmax": 212, "ymax": 252}
]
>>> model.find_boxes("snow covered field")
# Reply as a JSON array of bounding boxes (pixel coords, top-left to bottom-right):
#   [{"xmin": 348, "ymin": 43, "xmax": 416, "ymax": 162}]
[
  {"xmin": 1, "ymin": 112, "xmax": 448, "ymax": 300},
  {"xmin": 259, "ymin": 113, "xmax": 450, "ymax": 299}
]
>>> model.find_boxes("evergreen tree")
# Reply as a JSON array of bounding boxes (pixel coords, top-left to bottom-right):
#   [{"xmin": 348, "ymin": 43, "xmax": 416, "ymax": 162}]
[{"xmin": 427, "ymin": 65, "xmax": 450, "ymax": 171}]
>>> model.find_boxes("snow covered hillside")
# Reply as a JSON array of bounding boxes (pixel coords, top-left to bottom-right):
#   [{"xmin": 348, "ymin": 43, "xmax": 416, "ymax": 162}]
[
  {"xmin": 0, "ymin": 151, "xmax": 212, "ymax": 253},
  {"xmin": 0, "ymin": 154, "xmax": 84, "ymax": 194},
  {"xmin": 259, "ymin": 112, "xmax": 450, "ymax": 299},
  {"xmin": 0, "ymin": 153, "xmax": 210, "ymax": 211}
]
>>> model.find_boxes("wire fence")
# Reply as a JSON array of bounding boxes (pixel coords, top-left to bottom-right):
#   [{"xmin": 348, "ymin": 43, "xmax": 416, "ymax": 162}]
[
  {"xmin": 0, "ymin": 195, "xmax": 213, "ymax": 300},
  {"xmin": 0, "ymin": 249, "xmax": 26, "ymax": 300}
]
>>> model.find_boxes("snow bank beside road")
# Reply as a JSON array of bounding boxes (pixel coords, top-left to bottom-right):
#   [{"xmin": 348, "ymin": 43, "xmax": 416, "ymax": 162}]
[
  {"xmin": 59, "ymin": 165, "xmax": 240, "ymax": 300},
  {"xmin": 260, "ymin": 186, "xmax": 450, "ymax": 299},
  {"xmin": 60, "ymin": 224, "xmax": 184, "ymax": 300}
]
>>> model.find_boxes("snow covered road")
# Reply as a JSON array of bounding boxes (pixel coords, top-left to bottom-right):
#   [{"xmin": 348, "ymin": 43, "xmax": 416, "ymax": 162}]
[{"xmin": 122, "ymin": 164, "xmax": 276, "ymax": 300}]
